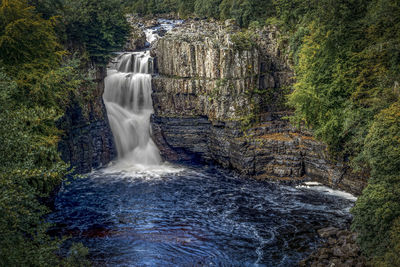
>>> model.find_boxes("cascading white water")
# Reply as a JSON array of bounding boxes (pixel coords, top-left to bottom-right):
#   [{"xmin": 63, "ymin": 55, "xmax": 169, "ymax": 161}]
[
  {"xmin": 103, "ymin": 51, "xmax": 161, "ymax": 167},
  {"xmin": 103, "ymin": 19, "xmax": 183, "ymax": 172}
]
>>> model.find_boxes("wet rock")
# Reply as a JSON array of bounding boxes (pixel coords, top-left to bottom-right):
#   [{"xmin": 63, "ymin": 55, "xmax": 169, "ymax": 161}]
[
  {"xmin": 333, "ymin": 247, "xmax": 346, "ymax": 257},
  {"xmin": 225, "ymin": 19, "xmax": 237, "ymax": 28},
  {"xmin": 344, "ymin": 244, "xmax": 360, "ymax": 258},
  {"xmin": 155, "ymin": 28, "xmax": 167, "ymax": 37},
  {"xmin": 145, "ymin": 19, "xmax": 159, "ymax": 28}
]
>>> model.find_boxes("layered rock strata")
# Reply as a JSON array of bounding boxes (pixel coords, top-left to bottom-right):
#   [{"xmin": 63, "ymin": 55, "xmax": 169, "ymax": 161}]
[
  {"xmin": 151, "ymin": 20, "xmax": 367, "ymax": 195},
  {"xmin": 58, "ymin": 66, "xmax": 116, "ymax": 173}
]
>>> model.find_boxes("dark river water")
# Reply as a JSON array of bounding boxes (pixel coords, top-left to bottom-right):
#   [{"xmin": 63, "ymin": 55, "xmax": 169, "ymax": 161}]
[{"xmin": 49, "ymin": 163, "xmax": 355, "ymax": 267}]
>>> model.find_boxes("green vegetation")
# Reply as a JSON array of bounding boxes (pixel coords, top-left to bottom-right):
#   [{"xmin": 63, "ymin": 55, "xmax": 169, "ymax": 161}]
[
  {"xmin": 351, "ymin": 102, "xmax": 400, "ymax": 261},
  {"xmin": 0, "ymin": 0, "xmax": 128, "ymax": 265},
  {"xmin": 124, "ymin": 0, "xmax": 275, "ymax": 27},
  {"xmin": 1, "ymin": 0, "xmax": 399, "ymax": 265},
  {"xmin": 231, "ymin": 30, "xmax": 256, "ymax": 51},
  {"xmin": 135, "ymin": 0, "xmax": 399, "ymax": 263},
  {"xmin": 274, "ymin": 0, "xmax": 400, "ymax": 265},
  {"xmin": 61, "ymin": 0, "xmax": 130, "ymax": 64}
]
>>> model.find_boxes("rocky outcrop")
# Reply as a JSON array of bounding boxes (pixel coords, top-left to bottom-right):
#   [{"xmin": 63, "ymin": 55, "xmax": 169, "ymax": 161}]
[
  {"xmin": 58, "ymin": 66, "xmax": 116, "ymax": 174},
  {"xmin": 299, "ymin": 227, "xmax": 367, "ymax": 267},
  {"xmin": 124, "ymin": 25, "xmax": 147, "ymax": 51},
  {"xmin": 124, "ymin": 15, "xmax": 148, "ymax": 51},
  {"xmin": 150, "ymin": 20, "xmax": 367, "ymax": 195}
]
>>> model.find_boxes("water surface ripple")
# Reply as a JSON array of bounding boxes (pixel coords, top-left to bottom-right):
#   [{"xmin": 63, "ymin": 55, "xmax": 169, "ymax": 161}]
[{"xmin": 50, "ymin": 164, "xmax": 354, "ymax": 266}]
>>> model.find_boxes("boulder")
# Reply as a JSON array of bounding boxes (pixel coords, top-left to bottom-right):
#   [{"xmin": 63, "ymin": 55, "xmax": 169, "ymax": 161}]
[
  {"xmin": 318, "ymin": 227, "xmax": 339, "ymax": 239},
  {"xmin": 300, "ymin": 227, "xmax": 367, "ymax": 267}
]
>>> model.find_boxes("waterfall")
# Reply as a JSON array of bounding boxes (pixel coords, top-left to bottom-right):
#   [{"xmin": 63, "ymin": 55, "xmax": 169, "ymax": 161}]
[{"xmin": 103, "ymin": 51, "xmax": 161, "ymax": 166}]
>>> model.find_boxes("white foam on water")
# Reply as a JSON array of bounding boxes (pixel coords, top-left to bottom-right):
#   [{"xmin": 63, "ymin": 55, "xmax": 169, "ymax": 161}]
[
  {"xmin": 101, "ymin": 161, "xmax": 184, "ymax": 180},
  {"xmin": 144, "ymin": 19, "xmax": 184, "ymax": 45},
  {"xmin": 304, "ymin": 181, "xmax": 322, "ymax": 186},
  {"xmin": 296, "ymin": 183, "xmax": 357, "ymax": 202}
]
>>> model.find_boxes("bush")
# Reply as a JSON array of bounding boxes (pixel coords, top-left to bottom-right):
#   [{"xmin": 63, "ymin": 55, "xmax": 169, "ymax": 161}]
[
  {"xmin": 372, "ymin": 218, "xmax": 400, "ymax": 267},
  {"xmin": 62, "ymin": 0, "xmax": 130, "ymax": 64},
  {"xmin": 351, "ymin": 177, "xmax": 400, "ymax": 257},
  {"xmin": 363, "ymin": 102, "xmax": 400, "ymax": 176},
  {"xmin": 351, "ymin": 102, "xmax": 400, "ymax": 259},
  {"xmin": 231, "ymin": 30, "xmax": 256, "ymax": 51}
]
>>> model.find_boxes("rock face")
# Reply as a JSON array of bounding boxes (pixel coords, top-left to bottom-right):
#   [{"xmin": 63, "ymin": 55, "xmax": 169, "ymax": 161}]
[
  {"xmin": 58, "ymin": 66, "xmax": 116, "ymax": 174},
  {"xmin": 151, "ymin": 20, "xmax": 367, "ymax": 195},
  {"xmin": 299, "ymin": 227, "xmax": 367, "ymax": 267},
  {"xmin": 124, "ymin": 25, "xmax": 147, "ymax": 51}
]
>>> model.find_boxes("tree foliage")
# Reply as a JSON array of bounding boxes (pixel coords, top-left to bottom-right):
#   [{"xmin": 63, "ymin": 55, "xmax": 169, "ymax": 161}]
[
  {"xmin": 0, "ymin": 69, "xmax": 91, "ymax": 266},
  {"xmin": 1, "ymin": 0, "xmax": 399, "ymax": 265},
  {"xmin": 0, "ymin": 0, "xmax": 63, "ymax": 89},
  {"xmin": 351, "ymin": 102, "xmax": 400, "ymax": 262},
  {"xmin": 62, "ymin": 0, "xmax": 130, "ymax": 64},
  {"xmin": 124, "ymin": 0, "xmax": 275, "ymax": 27},
  {"xmin": 0, "ymin": 0, "xmax": 128, "ymax": 264},
  {"xmin": 281, "ymin": 0, "xmax": 400, "ymax": 263}
]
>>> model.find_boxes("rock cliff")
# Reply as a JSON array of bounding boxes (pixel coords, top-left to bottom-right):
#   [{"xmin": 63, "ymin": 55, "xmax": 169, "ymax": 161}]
[
  {"xmin": 150, "ymin": 20, "xmax": 367, "ymax": 195},
  {"xmin": 58, "ymin": 65, "xmax": 116, "ymax": 173}
]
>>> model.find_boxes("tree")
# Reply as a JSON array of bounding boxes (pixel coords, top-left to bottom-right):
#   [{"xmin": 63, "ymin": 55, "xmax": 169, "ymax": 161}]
[
  {"xmin": 0, "ymin": 1, "xmax": 95, "ymax": 264},
  {"xmin": 0, "ymin": 70, "xmax": 66, "ymax": 266},
  {"xmin": 282, "ymin": 1, "xmax": 400, "ymax": 261},
  {"xmin": 194, "ymin": 0, "xmax": 221, "ymax": 18},
  {"xmin": 62, "ymin": 0, "xmax": 130, "ymax": 65},
  {"xmin": 351, "ymin": 102, "xmax": 400, "ymax": 259},
  {"xmin": 0, "ymin": 0, "xmax": 62, "ymax": 81},
  {"xmin": 178, "ymin": 0, "xmax": 195, "ymax": 17},
  {"xmin": 27, "ymin": 0, "xmax": 63, "ymax": 18}
]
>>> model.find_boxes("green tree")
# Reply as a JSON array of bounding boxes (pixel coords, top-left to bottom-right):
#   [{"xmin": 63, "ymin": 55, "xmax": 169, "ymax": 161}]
[
  {"xmin": 194, "ymin": 0, "xmax": 221, "ymax": 18},
  {"xmin": 0, "ymin": 70, "xmax": 91, "ymax": 266},
  {"xmin": 0, "ymin": 0, "xmax": 63, "ymax": 86},
  {"xmin": 373, "ymin": 218, "xmax": 400, "ymax": 267},
  {"xmin": 27, "ymin": 0, "xmax": 63, "ymax": 18},
  {"xmin": 62, "ymin": 0, "xmax": 129, "ymax": 64},
  {"xmin": 178, "ymin": 0, "xmax": 195, "ymax": 17},
  {"xmin": 282, "ymin": 1, "xmax": 400, "ymax": 262},
  {"xmin": 351, "ymin": 102, "xmax": 400, "ymax": 260},
  {"xmin": 0, "ymin": 1, "xmax": 96, "ymax": 264},
  {"xmin": 351, "ymin": 177, "xmax": 400, "ymax": 257}
]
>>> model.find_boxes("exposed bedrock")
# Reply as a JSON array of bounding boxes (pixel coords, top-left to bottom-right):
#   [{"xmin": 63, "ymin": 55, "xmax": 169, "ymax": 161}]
[
  {"xmin": 151, "ymin": 20, "xmax": 367, "ymax": 195},
  {"xmin": 58, "ymin": 66, "xmax": 116, "ymax": 174}
]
